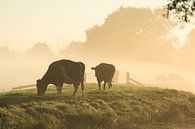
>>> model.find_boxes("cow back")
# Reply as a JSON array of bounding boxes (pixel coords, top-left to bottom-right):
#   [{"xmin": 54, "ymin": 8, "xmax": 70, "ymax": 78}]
[{"xmin": 95, "ymin": 63, "xmax": 115, "ymax": 82}]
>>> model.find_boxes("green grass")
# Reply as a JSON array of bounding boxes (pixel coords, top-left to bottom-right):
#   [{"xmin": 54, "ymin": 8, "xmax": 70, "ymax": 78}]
[{"xmin": 0, "ymin": 84, "xmax": 195, "ymax": 129}]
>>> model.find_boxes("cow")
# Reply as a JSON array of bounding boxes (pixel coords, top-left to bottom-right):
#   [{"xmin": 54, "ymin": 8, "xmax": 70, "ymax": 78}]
[
  {"xmin": 36, "ymin": 59, "xmax": 85, "ymax": 97},
  {"xmin": 168, "ymin": 73, "xmax": 185, "ymax": 84},
  {"xmin": 91, "ymin": 63, "xmax": 115, "ymax": 90},
  {"xmin": 155, "ymin": 74, "xmax": 167, "ymax": 84}
]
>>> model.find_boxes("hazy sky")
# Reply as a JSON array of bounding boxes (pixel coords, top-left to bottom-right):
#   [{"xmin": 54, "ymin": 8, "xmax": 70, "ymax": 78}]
[{"xmin": 0, "ymin": 0, "xmax": 166, "ymax": 52}]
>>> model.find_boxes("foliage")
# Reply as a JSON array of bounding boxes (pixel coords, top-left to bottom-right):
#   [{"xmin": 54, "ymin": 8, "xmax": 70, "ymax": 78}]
[{"xmin": 166, "ymin": 0, "xmax": 195, "ymax": 22}]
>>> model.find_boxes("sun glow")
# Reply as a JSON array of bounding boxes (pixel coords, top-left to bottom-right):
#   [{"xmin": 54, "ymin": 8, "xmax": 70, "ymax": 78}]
[{"xmin": 167, "ymin": 20, "xmax": 195, "ymax": 48}]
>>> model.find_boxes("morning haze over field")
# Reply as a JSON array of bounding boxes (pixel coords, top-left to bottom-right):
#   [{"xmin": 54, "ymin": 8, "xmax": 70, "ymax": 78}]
[
  {"xmin": 0, "ymin": 0, "xmax": 195, "ymax": 93},
  {"xmin": 1, "ymin": 1, "xmax": 195, "ymax": 129}
]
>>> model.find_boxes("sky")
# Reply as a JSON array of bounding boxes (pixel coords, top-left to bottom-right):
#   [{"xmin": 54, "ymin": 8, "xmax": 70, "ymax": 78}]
[{"xmin": 0, "ymin": 0, "xmax": 166, "ymax": 52}]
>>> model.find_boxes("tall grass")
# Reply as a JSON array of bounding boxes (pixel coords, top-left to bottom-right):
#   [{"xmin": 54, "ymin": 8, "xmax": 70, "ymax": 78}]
[{"xmin": 0, "ymin": 84, "xmax": 194, "ymax": 129}]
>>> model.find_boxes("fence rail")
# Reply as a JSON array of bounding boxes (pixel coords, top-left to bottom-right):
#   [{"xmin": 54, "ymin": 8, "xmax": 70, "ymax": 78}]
[
  {"xmin": 12, "ymin": 72, "xmax": 144, "ymax": 90},
  {"xmin": 12, "ymin": 84, "xmax": 35, "ymax": 90}
]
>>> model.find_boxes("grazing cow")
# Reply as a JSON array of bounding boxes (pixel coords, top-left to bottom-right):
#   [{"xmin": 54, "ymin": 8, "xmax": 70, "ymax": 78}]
[
  {"xmin": 91, "ymin": 63, "xmax": 115, "ymax": 90},
  {"xmin": 168, "ymin": 73, "xmax": 185, "ymax": 84},
  {"xmin": 155, "ymin": 74, "xmax": 167, "ymax": 84},
  {"xmin": 36, "ymin": 59, "xmax": 85, "ymax": 96}
]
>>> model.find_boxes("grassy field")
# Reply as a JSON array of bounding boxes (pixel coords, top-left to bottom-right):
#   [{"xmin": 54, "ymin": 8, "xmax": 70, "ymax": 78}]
[{"xmin": 0, "ymin": 84, "xmax": 195, "ymax": 129}]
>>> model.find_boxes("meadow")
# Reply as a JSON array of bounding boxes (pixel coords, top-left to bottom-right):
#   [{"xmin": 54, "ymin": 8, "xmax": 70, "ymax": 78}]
[{"xmin": 0, "ymin": 84, "xmax": 195, "ymax": 129}]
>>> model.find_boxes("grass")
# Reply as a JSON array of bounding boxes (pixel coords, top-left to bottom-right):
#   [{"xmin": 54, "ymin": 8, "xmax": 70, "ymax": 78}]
[{"xmin": 0, "ymin": 84, "xmax": 195, "ymax": 129}]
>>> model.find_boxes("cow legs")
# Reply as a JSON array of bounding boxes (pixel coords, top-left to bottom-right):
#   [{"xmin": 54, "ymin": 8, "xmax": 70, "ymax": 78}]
[
  {"xmin": 103, "ymin": 81, "xmax": 106, "ymax": 90},
  {"xmin": 73, "ymin": 84, "xmax": 79, "ymax": 97},
  {"xmin": 108, "ymin": 82, "xmax": 112, "ymax": 89},
  {"xmin": 57, "ymin": 86, "xmax": 62, "ymax": 94},
  {"xmin": 98, "ymin": 80, "xmax": 101, "ymax": 90},
  {"xmin": 56, "ymin": 83, "xmax": 63, "ymax": 94},
  {"xmin": 81, "ymin": 81, "xmax": 85, "ymax": 97}
]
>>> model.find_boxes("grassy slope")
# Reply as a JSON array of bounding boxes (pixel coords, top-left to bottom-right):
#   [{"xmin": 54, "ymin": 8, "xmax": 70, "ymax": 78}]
[{"xmin": 0, "ymin": 84, "xmax": 195, "ymax": 129}]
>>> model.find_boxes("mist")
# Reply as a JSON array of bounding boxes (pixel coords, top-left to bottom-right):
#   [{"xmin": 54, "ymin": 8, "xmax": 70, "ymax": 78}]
[{"xmin": 1, "ymin": 7, "xmax": 195, "ymax": 93}]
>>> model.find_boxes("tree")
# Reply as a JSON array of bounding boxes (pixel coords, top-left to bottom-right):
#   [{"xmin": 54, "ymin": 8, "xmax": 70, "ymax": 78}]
[
  {"xmin": 26, "ymin": 42, "xmax": 53, "ymax": 58},
  {"xmin": 82, "ymin": 8, "xmax": 175, "ymax": 63},
  {"xmin": 58, "ymin": 41, "xmax": 84, "ymax": 58},
  {"xmin": 166, "ymin": 0, "xmax": 195, "ymax": 22},
  {"xmin": 0, "ymin": 46, "xmax": 20, "ymax": 58}
]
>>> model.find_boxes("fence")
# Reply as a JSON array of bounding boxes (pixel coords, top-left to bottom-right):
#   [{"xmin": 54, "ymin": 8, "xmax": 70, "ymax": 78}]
[
  {"xmin": 12, "ymin": 72, "xmax": 144, "ymax": 90},
  {"xmin": 12, "ymin": 84, "xmax": 35, "ymax": 91}
]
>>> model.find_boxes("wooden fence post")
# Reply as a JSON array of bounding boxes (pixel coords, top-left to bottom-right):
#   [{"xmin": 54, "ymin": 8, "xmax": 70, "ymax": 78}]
[
  {"xmin": 126, "ymin": 72, "xmax": 130, "ymax": 84},
  {"xmin": 113, "ymin": 70, "xmax": 119, "ymax": 84}
]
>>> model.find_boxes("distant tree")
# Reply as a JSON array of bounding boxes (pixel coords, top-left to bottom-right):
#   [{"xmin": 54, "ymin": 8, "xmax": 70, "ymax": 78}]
[
  {"xmin": 166, "ymin": 0, "xmax": 195, "ymax": 22},
  {"xmin": 83, "ymin": 8, "xmax": 174, "ymax": 63},
  {"xmin": 0, "ymin": 46, "xmax": 19, "ymax": 58},
  {"xmin": 58, "ymin": 41, "xmax": 84, "ymax": 58},
  {"xmin": 26, "ymin": 42, "xmax": 53, "ymax": 57},
  {"xmin": 0, "ymin": 46, "xmax": 11, "ymax": 55}
]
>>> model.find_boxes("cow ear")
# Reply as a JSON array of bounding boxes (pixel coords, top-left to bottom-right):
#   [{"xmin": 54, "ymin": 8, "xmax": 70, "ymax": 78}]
[{"xmin": 91, "ymin": 67, "xmax": 95, "ymax": 70}]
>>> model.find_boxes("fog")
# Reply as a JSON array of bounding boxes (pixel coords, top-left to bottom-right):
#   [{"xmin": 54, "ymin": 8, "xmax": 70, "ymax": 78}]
[{"xmin": 1, "ymin": 7, "xmax": 195, "ymax": 93}]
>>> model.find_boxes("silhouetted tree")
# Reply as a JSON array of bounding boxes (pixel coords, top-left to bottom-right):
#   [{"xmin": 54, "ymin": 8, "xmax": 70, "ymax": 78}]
[
  {"xmin": 0, "ymin": 46, "xmax": 20, "ymax": 58},
  {"xmin": 61, "ymin": 7, "xmax": 193, "ymax": 65},
  {"xmin": 83, "ymin": 8, "xmax": 174, "ymax": 63},
  {"xmin": 58, "ymin": 41, "xmax": 84, "ymax": 58},
  {"xmin": 26, "ymin": 42, "xmax": 53, "ymax": 58},
  {"xmin": 166, "ymin": 0, "xmax": 195, "ymax": 22},
  {"xmin": 0, "ymin": 47, "xmax": 11, "ymax": 56}
]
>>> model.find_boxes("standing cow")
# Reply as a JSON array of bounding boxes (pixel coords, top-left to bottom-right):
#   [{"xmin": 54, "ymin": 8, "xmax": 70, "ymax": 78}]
[
  {"xmin": 92, "ymin": 63, "xmax": 115, "ymax": 90},
  {"xmin": 36, "ymin": 59, "xmax": 85, "ymax": 97}
]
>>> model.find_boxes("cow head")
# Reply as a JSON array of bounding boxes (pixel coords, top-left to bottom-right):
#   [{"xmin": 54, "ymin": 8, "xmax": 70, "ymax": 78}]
[{"xmin": 36, "ymin": 79, "xmax": 47, "ymax": 96}]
